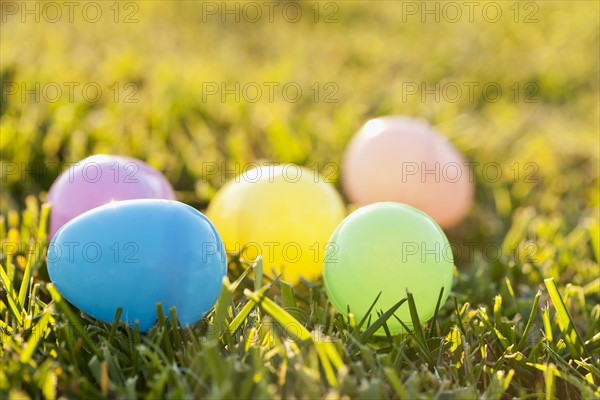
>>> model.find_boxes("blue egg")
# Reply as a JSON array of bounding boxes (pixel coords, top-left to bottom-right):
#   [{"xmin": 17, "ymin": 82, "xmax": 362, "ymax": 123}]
[{"xmin": 47, "ymin": 199, "xmax": 227, "ymax": 331}]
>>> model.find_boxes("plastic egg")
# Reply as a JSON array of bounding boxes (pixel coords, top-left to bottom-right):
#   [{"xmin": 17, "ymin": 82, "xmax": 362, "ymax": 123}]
[
  {"xmin": 342, "ymin": 116, "xmax": 474, "ymax": 228},
  {"xmin": 206, "ymin": 164, "xmax": 346, "ymax": 283},
  {"xmin": 323, "ymin": 202, "xmax": 454, "ymax": 334},
  {"xmin": 47, "ymin": 199, "xmax": 227, "ymax": 331},
  {"xmin": 47, "ymin": 155, "xmax": 175, "ymax": 238}
]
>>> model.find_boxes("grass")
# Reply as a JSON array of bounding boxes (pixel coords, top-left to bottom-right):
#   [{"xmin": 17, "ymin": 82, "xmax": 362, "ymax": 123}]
[
  {"xmin": 1, "ymin": 205, "xmax": 598, "ymax": 399},
  {"xmin": 1, "ymin": 1, "xmax": 599, "ymax": 399}
]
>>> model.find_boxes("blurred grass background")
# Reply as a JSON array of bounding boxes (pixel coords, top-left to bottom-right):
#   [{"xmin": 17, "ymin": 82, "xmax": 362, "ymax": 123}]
[{"xmin": 0, "ymin": 1, "xmax": 599, "ymax": 398}]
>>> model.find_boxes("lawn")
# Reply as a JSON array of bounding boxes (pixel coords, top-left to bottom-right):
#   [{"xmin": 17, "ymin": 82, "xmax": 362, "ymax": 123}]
[{"xmin": 1, "ymin": 1, "xmax": 599, "ymax": 399}]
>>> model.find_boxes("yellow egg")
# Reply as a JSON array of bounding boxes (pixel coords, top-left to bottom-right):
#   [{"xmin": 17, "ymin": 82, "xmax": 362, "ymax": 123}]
[{"xmin": 206, "ymin": 164, "xmax": 346, "ymax": 283}]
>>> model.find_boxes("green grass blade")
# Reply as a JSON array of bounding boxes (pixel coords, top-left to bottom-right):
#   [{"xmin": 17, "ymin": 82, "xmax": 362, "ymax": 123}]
[
  {"xmin": 588, "ymin": 217, "xmax": 599, "ymax": 262},
  {"xmin": 0, "ymin": 215, "xmax": 5, "ymax": 242},
  {"xmin": 18, "ymin": 204, "xmax": 49, "ymax": 311},
  {"xmin": 315, "ymin": 342, "xmax": 337, "ymax": 388},
  {"xmin": 47, "ymin": 283, "xmax": 101, "ymax": 357},
  {"xmin": 517, "ymin": 290, "xmax": 541, "ymax": 350},
  {"xmin": 477, "ymin": 307, "xmax": 510, "ymax": 352},
  {"xmin": 355, "ymin": 291, "xmax": 382, "ymax": 334},
  {"xmin": 20, "ymin": 310, "xmax": 51, "ymax": 364},
  {"xmin": 504, "ymin": 277, "xmax": 517, "ymax": 307},
  {"xmin": 484, "ymin": 369, "xmax": 515, "ymax": 399},
  {"xmin": 405, "ymin": 290, "xmax": 426, "ymax": 348},
  {"xmin": 545, "ymin": 363, "xmax": 556, "ymax": 400},
  {"xmin": 360, "ymin": 298, "xmax": 407, "ymax": 342},
  {"xmin": 17, "ymin": 247, "xmax": 35, "ymax": 310},
  {"xmin": 228, "ymin": 285, "xmax": 270, "ymax": 336},
  {"xmin": 574, "ymin": 360, "xmax": 600, "ymax": 380},
  {"xmin": 279, "ymin": 280, "xmax": 297, "ymax": 309},
  {"xmin": 544, "ymin": 278, "xmax": 588, "ymax": 359},
  {"xmin": 0, "ymin": 262, "xmax": 23, "ymax": 325},
  {"xmin": 427, "ymin": 287, "xmax": 445, "ymax": 339},
  {"xmin": 155, "ymin": 303, "xmax": 174, "ymax": 361},
  {"xmin": 203, "ymin": 340, "xmax": 226, "ymax": 385},
  {"xmin": 384, "ymin": 367, "xmax": 408, "ymax": 399},
  {"xmin": 454, "ymin": 297, "xmax": 466, "ymax": 337},
  {"xmin": 169, "ymin": 307, "xmax": 183, "ymax": 350},
  {"xmin": 36, "ymin": 203, "xmax": 51, "ymax": 243},
  {"xmin": 243, "ymin": 288, "xmax": 313, "ymax": 343},
  {"xmin": 229, "ymin": 258, "xmax": 255, "ymax": 290},
  {"xmin": 107, "ymin": 308, "xmax": 123, "ymax": 344},
  {"xmin": 323, "ymin": 341, "xmax": 345, "ymax": 371},
  {"xmin": 253, "ymin": 256, "xmax": 263, "ymax": 291},
  {"xmin": 209, "ymin": 276, "xmax": 234, "ymax": 341}
]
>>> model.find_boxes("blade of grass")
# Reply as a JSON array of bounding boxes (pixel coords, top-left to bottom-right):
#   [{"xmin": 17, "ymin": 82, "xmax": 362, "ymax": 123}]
[
  {"xmin": 228, "ymin": 284, "xmax": 271, "ymax": 337},
  {"xmin": 18, "ymin": 205, "xmax": 49, "ymax": 311},
  {"xmin": 574, "ymin": 360, "xmax": 600, "ymax": 381},
  {"xmin": 542, "ymin": 306, "xmax": 554, "ymax": 345},
  {"xmin": 155, "ymin": 303, "xmax": 174, "ymax": 361},
  {"xmin": 396, "ymin": 317, "xmax": 437, "ymax": 369},
  {"xmin": 360, "ymin": 298, "xmax": 407, "ymax": 342},
  {"xmin": 315, "ymin": 342, "xmax": 337, "ymax": 387},
  {"xmin": 17, "ymin": 248, "xmax": 35, "ymax": 310},
  {"xmin": 279, "ymin": 280, "xmax": 297, "ymax": 309},
  {"xmin": 354, "ymin": 291, "xmax": 382, "ymax": 335},
  {"xmin": 504, "ymin": 277, "xmax": 517, "ymax": 308},
  {"xmin": 477, "ymin": 307, "xmax": 510, "ymax": 352},
  {"xmin": 107, "ymin": 308, "xmax": 123, "ymax": 344},
  {"xmin": 6, "ymin": 228, "xmax": 18, "ymax": 281},
  {"xmin": 540, "ymin": 342, "xmax": 590, "ymax": 383},
  {"xmin": 485, "ymin": 369, "xmax": 515, "ymax": 399},
  {"xmin": 427, "ymin": 287, "xmax": 445, "ymax": 339},
  {"xmin": 244, "ymin": 326, "xmax": 258, "ymax": 353},
  {"xmin": 229, "ymin": 257, "xmax": 255, "ymax": 290},
  {"xmin": 405, "ymin": 290, "xmax": 427, "ymax": 349},
  {"xmin": 202, "ymin": 340, "xmax": 226, "ymax": 385},
  {"xmin": 20, "ymin": 309, "xmax": 51, "ymax": 364},
  {"xmin": 493, "ymin": 295, "xmax": 503, "ymax": 324},
  {"xmin": 384, "ymin": 367, "xmax": 408, "ymax": 399},
  {"xmin": 47, "ymin": 283, "xmax": 101, "ymax": 357},
  {"xmin": 588, "ymin": 217, "xmax": 599, "ymax": 262},
  {"xmin": 208, "ymin": 276, "xmax": 234, "ymax": 341},
  {"xmin": 101, "ymin": 344, "xmax": 125, "ymax": 387},
  {"xmin": 544, "ymin": 278, "xmax": 588, "ymax": 359},
  {"xmin": 28, "ymin": 283, "xmax": 42, "ymax": 318},
  {"xmin": 322, "ymin": 342, "xmax": 345, "ymax": 372},
  {"xmin": 0, "ymin": 262, "xmax": 23, "ymax": 325},
  {"xmin": 517, "ymin": 290, "xmax": 541, "ymax": 350},
  {"xmin": 253, "ymin": 256, "xmax": 263, "ymax": 291},
  {"xmin": 36, "ymin": 203, "xmax": 50, "ymax": 242},
  {"xmin": 545, "ymin": 363, "xmax": 556, "ymax": 400},
  {"xmin": 454, "ymin": 297, "xmax": 466, "ymax": 336},
  {"xmin": 169, "ymin": 307, "xmax": 183, "ymax": 350},
  {"xmin": 0, "ymin": 215, "xmax": 5, "ymax": 242},
  {"xmin": 243, "ymin": 288, "xmax": 313, "ymax": 343}
]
